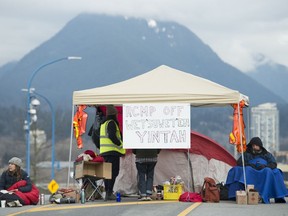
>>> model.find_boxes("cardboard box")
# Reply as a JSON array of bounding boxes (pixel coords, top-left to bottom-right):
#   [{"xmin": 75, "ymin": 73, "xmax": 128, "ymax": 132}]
[
  {"xmin": 248, "ymin": 191, "xmax": 259, "ymax": 205},
  {"xmin": 74, "ymin": 161, "xmax": 112, "ymax": 179},
  {"xmin": 236, "ymin": 190, "xmax": 247, "ymax": 205}
]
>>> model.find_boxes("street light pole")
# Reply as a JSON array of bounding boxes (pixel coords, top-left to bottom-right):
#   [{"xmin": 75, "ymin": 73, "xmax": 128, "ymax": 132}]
[
  {"xmin": 33, "ymin": 91, "xmax": 55, "ymax": 180},
  {"xmin": 25, "ymin": 56, "xmax": 82, "ymax": 176}
]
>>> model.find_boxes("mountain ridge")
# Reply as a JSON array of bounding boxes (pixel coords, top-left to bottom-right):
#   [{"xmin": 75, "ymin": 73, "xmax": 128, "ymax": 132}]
[
  {"xmin": 247, "ymin": 61, "xmax": 288, "ymax": 102},
  {"xmin": 0, "ymin": 13, "xmax": 286, "ymax": 109}
]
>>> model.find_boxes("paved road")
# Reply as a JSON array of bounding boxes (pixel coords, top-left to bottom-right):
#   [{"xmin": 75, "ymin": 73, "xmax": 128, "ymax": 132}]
[{"xmin": 1, "ymin": 197, "xmax": 288, "ymax": 216}]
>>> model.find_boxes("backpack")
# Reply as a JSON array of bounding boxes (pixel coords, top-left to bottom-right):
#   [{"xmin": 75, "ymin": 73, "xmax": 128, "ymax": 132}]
[
  {"xmin": 216, "ymin": 182, "xmax": 229, "ymax": 200},
  {"xmin": 88, "ymin": 107, "xmax": 106, "ymax": 149},
  {"xmin": 179, "ymin": 192, "xmax": 203, "ymax": 202},
  {"xmin": 200, "ymin": 177, "xmax": 220, "ymax": 202}
]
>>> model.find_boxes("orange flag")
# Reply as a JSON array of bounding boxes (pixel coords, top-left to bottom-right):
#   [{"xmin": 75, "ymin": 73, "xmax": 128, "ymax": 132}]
[
  {"xmin": 73, "ymin": 105, "xmax": 88, "ymax": 149},
  {"xmin": 229, "ymin": 100, "xmax": 247, "ymax": 153}
]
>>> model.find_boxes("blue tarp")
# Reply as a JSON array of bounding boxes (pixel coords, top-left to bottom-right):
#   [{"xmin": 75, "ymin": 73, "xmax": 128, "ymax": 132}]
[{"xmin": 226, "ymin": 165, "xmax": 288, "ymax": 203}]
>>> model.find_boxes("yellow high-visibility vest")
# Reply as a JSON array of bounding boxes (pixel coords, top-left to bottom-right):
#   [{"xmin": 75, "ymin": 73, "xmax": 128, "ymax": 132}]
[{"xmin": 100, "ymin": 120, "xmax": 126, "ymax": 155}]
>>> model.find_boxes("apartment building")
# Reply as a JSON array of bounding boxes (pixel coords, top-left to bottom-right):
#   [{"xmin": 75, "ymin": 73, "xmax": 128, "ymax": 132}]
[{"xmin": 250, "ymin": 103, "xmax": 279, "ymax": 153}]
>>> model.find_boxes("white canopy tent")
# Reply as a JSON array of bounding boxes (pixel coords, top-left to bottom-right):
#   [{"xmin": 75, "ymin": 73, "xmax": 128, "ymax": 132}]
[
  {"xmin": 73, "ymin": 65, "xmax": 248, "ymax": 106},
  {"xmin": 68, "ymin": 65, "xmax": 249, "ymax": 187}
]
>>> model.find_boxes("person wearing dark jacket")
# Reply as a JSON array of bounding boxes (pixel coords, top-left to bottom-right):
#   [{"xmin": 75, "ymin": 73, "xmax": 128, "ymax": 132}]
[
  {"xmin": 100, "ymin": 105, "xmax": 126, "ymax": 201},
  {"xmin": 0, "ymin": 157, "xmax": 39, "ymax": 206},
  {"xmin": 236, "ymin": 137, "xmax": 277, "ymax": 169},
  {"xmin": 132, "ymin": 149, "xmax": 161, "ymax": 201},
  {"xmin": 226, "ymin": 137, "xmax": 287, "ymax": 204}
]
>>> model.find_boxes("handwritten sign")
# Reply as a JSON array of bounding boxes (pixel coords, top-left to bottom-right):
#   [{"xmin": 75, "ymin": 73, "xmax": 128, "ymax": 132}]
[{"xmin": 123, "ymin": 104, "xmax": 190, "ymax": 149}]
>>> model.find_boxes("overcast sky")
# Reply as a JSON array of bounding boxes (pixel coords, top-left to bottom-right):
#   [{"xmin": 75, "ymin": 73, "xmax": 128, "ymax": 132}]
[{"xmin": 1, "ymin": 0, "xmax": 287, "ymax": 72}]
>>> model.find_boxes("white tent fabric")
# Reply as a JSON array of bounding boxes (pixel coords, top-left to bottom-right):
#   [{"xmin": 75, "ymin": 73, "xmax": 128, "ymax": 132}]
[
  {"xmin": 114, "ymin": 151, "xmax": 233, "ymax": 195},
  {"xmin": 73, "ymin": 65, "xmax": 249, "ymax": 106}
]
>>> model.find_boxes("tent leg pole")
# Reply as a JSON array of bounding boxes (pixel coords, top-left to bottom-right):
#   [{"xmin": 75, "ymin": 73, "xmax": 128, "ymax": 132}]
[
  {"xmin": 247, "ymin": 106, "xmax": 250, "ymax": 141},
  {"xmin": 189, "ymin": 107, "xmax": 195, "ymax": 192},
  {"xmin": 186, "ymin": 148, "xmax": 195, "ymax": 192},
  {"xmin": 238, "ymin": 102, "xmax": 247, "ymax": 192},
  {"xmin": 67, "ymin": 105, "xmax": 75, "ymax": 187}
]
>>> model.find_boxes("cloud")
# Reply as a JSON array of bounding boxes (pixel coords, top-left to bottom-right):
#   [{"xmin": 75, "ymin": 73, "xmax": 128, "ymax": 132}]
[{"xmin": 0, "ymin": 0, "xmax": 287, "ymax": 72}]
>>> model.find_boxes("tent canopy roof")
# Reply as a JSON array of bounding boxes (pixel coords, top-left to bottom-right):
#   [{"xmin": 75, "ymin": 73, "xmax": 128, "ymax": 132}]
[{"xmin": 73, "ymin": 65, "xmax": 249, "ymax": 107}]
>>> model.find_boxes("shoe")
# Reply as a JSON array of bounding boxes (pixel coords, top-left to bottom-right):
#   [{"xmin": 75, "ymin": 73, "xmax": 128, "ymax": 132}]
[
  {"xmin": 105, "ymin": 192, "xmax": 116, "ymax": 201},
  {"xmin": 108, "ymin": 193, "xmax": 116, "ymax": 200},
  {"xmin": 7, "ymin": 200, "xmax": 22, "ymax": 207},
  {"xmin": 7, "ymin": 201, "xmax": 16, "ymax": 207},
  {"xmin": 146, "ymin": 196, "xmax": 152, "ymax": 201},
  {"xmin": 138, "ymin": 196, "xmax": 147, "ymax": 201},
  {"xmin": 14, "ymin": 200, "xmax": 22, "ymax": 207},
  {"xmin": 275, "ymin": 198, "xmax": 286, "ymax": 203}
]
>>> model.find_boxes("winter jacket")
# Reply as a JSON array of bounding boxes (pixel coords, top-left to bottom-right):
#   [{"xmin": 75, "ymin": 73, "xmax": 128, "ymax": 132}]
[
  {"xmin": 8, "ymin": 180, "xmax": 39, "ymax": 205},
  {"xmin": 0, "ymin": 169, "xmax": 32, "ymax": 192},
  {"xmin": 133, "ymin": 149, "xmax": 161, "ymax": 163},
  {"xmin": 236, "ymin": 144, "xmax": 277, "ymax": 169}
]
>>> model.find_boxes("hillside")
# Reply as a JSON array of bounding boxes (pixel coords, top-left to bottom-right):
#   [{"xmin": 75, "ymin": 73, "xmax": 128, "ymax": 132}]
[
  {"xmin": 0, "ymin": 13, "xmax": 285, "ymax": 110},
  {"xmin": 247, "ymin": 61, "xmax": 288, "ymax": 103}
]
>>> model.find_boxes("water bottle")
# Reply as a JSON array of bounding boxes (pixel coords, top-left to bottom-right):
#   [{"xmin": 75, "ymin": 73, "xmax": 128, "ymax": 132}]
[
  {"xmin": 40, "ymin": 193, "xmax": 45, "ymax": 205},
  {"xmin": 116, "ymin": 191, "xmax": 121, "ymax": 202},
  {"xmin": 81, "ymin": 189, "xmax": 85, "ymax": 204}
]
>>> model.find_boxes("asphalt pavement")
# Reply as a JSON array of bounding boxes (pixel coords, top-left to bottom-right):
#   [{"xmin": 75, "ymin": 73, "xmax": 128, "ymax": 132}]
[{"xmin": 1, "ymin": 197, "xmax": 288, "ymax": 216}]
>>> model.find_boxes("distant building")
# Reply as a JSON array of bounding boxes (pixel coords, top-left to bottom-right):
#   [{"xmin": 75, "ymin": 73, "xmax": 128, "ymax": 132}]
[{"xmin": 250, "ymin": 103, "xmax": 279, "ymax": 153}]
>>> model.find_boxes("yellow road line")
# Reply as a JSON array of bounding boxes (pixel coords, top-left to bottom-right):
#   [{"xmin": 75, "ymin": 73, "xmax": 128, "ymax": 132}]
[
  {"xmin": 177, "ymin": 202, "xmax": 202, "ymax": 216},
  {"xmin": 7, "ymin": 204, "xmax": 55, "ymax": 216},
  {"xmin": 8, "ymin": 200, "xmax": 178, "ymax": 214}
]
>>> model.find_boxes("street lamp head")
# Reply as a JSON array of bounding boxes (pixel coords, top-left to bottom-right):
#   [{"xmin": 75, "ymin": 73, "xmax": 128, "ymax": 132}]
[
  {"xmin": 67, "ymin": 56, "xmax": 82, "ymax": 60},
  {"xmin": 31, "ymin": 98, "xmax": 40, "ymax": 106}
]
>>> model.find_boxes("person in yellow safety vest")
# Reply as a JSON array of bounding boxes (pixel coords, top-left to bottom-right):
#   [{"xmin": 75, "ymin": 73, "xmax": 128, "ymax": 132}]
[{"xmin": 100, "ymin": 105, "xmax": 126, "ymax": 201}]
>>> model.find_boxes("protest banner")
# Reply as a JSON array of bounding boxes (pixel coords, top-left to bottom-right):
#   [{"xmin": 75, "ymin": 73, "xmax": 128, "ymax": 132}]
[{"xmin": 123, "ymin": 103, "xmax": 190, "ymax": 149}]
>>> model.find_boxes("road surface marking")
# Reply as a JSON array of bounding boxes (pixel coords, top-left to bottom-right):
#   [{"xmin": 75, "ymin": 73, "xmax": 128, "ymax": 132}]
[
  {"xmin": 177, "ymin": 202, "xmax": 202, "ymax": 216},
  {"xmin": 8, "ymin": 200, "xmax": 178, "ymax": 214}
]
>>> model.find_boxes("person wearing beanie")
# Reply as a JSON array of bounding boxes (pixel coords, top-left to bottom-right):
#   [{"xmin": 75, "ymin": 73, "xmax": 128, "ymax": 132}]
[
  {"xmin": 106, "ymin": 105, "xmax": 118, "ymax": 116},
  {"xmin": 226, "ymin": 137, "xmax": 288, "ymax": 204},
  {"xmin": 99, "ymin": 105, "xmax": 126, "ymax": 201},
  {"xmin": 8, "ymin": 157, "xmax": 23, "ymax": 168},
  {"xmin": 0, "ymin": 157, "xmax": 39, "ymax": 206}
]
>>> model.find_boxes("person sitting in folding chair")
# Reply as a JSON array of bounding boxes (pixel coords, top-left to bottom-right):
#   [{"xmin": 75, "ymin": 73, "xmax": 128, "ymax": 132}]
[{"xmin": 225, "ymin": 137, "xmax": 288, "ymax": 204}]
